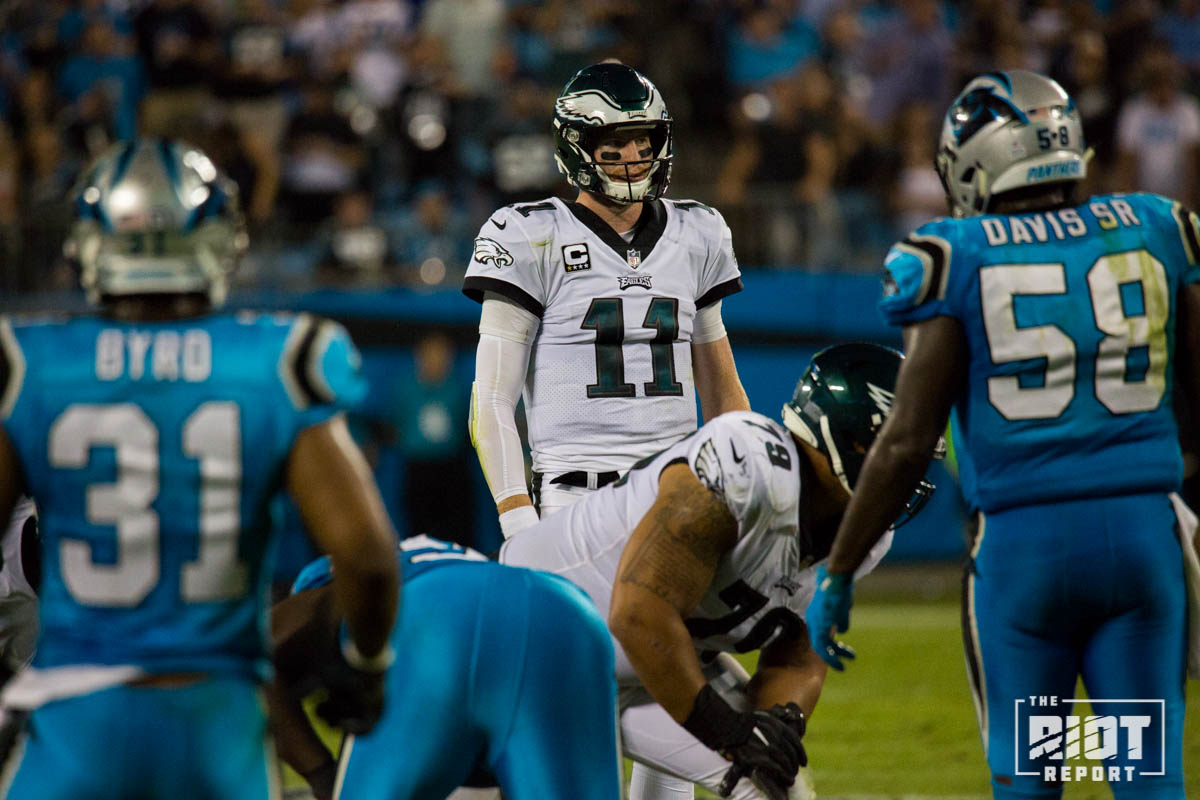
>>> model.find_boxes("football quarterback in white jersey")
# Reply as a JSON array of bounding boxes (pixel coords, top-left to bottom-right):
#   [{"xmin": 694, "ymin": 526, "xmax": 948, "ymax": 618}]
[
  {"xmin": 501, "ymin": 343, "xmax": 941, "ymax": 800},
  {"xmin": 463, "ymin": 62, "xmax": 750, "ymax": 541}
]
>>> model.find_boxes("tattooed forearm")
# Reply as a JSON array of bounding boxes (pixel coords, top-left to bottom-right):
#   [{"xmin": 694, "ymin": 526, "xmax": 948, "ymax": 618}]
[{"xmin": 616, "ymin": 464, "xmax": 737, "ymax": 614}]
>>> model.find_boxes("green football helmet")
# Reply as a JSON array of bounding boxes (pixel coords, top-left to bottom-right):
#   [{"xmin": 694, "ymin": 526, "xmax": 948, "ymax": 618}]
[
  {"xmin": 781, "ymin": 342, "xmax": 942, "ymax": 526},
  {"xmin": 553, "ymin": 62, "xmax": 673, "ymax": 204},
  {"xmin": 66, "ymin": 139, "xmax": 247, "ymax": 306}
]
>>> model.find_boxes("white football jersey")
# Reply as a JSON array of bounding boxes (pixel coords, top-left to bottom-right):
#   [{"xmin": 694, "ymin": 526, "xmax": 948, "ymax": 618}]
[
  {"xmin": 0, "ymin": 497, "xmax": 37, "ymax": 669},
  {"xmin": 463, "ymin": 197, "xmax": 742, "ymax": 474},
  {"xmin": 500, "ymin": 410, "xmax": 893, "ymax": 684}
]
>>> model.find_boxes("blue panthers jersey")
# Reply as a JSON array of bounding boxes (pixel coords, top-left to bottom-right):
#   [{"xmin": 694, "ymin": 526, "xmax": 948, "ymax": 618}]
[
  {"xmin": 292, "ymin": 535, "xmax": 488, "ymax": 595},
  {"xmin": 0, "ymin": 311, "xmax": 365, "ymax": 678},
  {"xmin": 881, "ymin": 193, "xmax": 1200, "ymax": 513}
]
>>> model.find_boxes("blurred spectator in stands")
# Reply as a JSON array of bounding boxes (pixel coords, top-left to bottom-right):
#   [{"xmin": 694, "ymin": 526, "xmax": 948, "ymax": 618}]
[
  {"xmin": 216, "ymin": 0, "xmax": 293, "ymax": 152},
  {"xmin": 23, "ymin": 124, "xmax": 76, "ymax": 212},
  {"xmin": 281, "ymin": 80, "xmax": 366, "ymax": 226},
  {"xmin": 726, "ymin": 0, "xmax": 820, "ymax": 89},
  {"xmin": 339, "ymin": 0, "xmax": 415, "ymax": 46},
  {"xmin": 419, "ymin": 0, "xmax": 506, "ymax": 101},
  {"xmin": 1116, "ymin": 45, "xmax": 1200, "ymax": 204},
  {"xmin": 388, "ymin": 180, "xmax": 473, "ymax": 287},
  {"xmin": 288, "ymin": 0, "xmax": 344, "ymax": 79},
  {"xmin": 716, "ymin": 65, "xmax": 843, "ymax": 266},
  {"xmin": 20, "ymin": 124, "xmax": 77, "ymax": 291},
  {"xmin": 956, "ymin": 0, "xmax": 1024, "ymax": 80},
  {"xmin": 202, "ymin": 119, "xmax": 280, "ymax": 228},
  {"xmin": 639, "ymin": 0, "xmax": 728, "ymax": 131},
  {"xmin": 316, "ymin": 187, "xmax": 394, "ymax": 285},
  {"xmin": 418, "ymin": 0, "xmax": 509, "ymax": 205},
  {"xmin": 57, "ymin": 0, "xmax": 132, "ymax": 49},
  {"xmin": 16, "ymin": 6, "xmax": 67, "ymax": 74},
  {"xmin": 391, "ymin": 331, "xmax": 476, "ymax": 546},
  {"xmin": 1026, "ymin": 0, "xmax": 1072, "ymax": 73},
  {"xmin": 134, "ymin": 0, "xmax": 220, "ymax": 137},
  {"xmin": 820, "ymin": 5, "xmax": 868, "ymax": 107},
  {"xmin": 382, "ymin": 36, "xmax": 458, "ymax": 199},
  {"xmin": 349, "ymin": 35, "xmax": 410, "ymax": 112},
  {"xmin": 12, "ymin": 70, "xmax": 58, "ymax": 141},
  {"xmin": 517, "ymin": 0, "xmax": 637, "ymax": 87},
  {"xmin": 57, "ymin": 21, "xmax": 145, "ymax": 140},
  {"xmin": 483, "ymin": 78, "xmax": 559, "ymax": 206},
  {"xmin": 1107, "ymin": 0, "xmax": 1160, "ymax": 99},
  {"xmin": 339, "ymin": 0, "xmax": 416, "ymax": 112},
  {"xmin": 61, "ymin": 85, "xmax": 118, "ymax": 164},
  {"xmin": 1058, "ymin": 28, "xmax": 1117, "ymax": 183},
  {"xmin": 889, "ymin": 102, "xmax": 944, "ymax": 236},
  {"xmin": 859, "ymin": 0, "xmax": 952, "ymax": 128},
  {"xmin": 1159, "ymin": 0, "xmax": 1200, "ymax": 89},
  {"xmin": 0, "ymin": 123, "xmax": 21, "ymax": 292}
]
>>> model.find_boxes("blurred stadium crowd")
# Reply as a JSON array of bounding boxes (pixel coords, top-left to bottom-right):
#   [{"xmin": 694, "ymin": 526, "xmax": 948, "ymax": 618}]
[{"xmin": 2, "ymin": 0, "xmax": 1200, "ymax": 291}]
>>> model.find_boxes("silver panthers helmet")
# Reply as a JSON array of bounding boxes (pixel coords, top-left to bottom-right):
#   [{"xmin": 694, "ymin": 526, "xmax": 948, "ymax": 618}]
[
  {"xmin": 66, "ymin": 139, "xmax": 247, "ymax": 305},
  {"xmin": 936, "ymin": 70, "xmax": 1088, "ymax": 218}
]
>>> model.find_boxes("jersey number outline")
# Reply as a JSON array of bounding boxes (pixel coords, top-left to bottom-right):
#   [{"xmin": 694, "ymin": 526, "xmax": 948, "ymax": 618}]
[
  {"xmin": 980, "ymin": 250, "xmax": 1169, "ymax": 420},
  {"xmin": 684, "ymin": 579, "xmax": 803, "ymax": 653},
  {"xmin": 48, "ymin": 402, "xmax": 246, "ymax": 607},
  {"xmin": 581, "ymin": 297, "xmax": 683, "ymax": 399}
]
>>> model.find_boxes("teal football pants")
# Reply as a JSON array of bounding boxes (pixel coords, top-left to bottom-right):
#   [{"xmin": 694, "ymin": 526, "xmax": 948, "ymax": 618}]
[
  {"xmin": 3, "ymin": 677, "xmax": 275, "ymax": 799},
  {"xmin": 964, "ymin": 492, "xmax": 1186, "ymax": 800},
  {"xmin": 334, "ymin": 561, "xmax": 621, "ymax": 800}
]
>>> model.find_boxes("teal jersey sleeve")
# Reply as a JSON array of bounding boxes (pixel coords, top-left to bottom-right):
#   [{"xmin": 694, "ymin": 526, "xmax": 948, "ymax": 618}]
[
  {"xmin": 0, "ymin": 316, "xmax": 29, "ymax": 425},
  {"xmin": 277, "ymin": 315, "xmax": 367, "ymax": 430},
  {"xmin": 879, "ymin": 221, "xmax": 957, "ymax": 327}
]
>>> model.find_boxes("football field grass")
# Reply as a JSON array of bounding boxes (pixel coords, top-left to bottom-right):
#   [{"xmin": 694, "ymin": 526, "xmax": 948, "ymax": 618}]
[
  {"xmin": 687, "ymin": 572, "xmax": 1200, "ymax": 799},
  {"xmin": 292, "ymin": 566, "xmax": 1199, "ymax": 798}
]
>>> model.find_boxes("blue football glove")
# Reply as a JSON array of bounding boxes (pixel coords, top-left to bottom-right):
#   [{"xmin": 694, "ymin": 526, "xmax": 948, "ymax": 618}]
[{"xmin": 807, "ymin": 566, "xmax": 856, "ymax": 671}]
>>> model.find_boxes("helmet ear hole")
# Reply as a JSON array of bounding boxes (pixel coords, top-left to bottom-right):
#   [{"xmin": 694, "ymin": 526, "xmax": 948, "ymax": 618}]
[{"xmin": 960, "ymin": 166, "xmax": 976, "ymax": 184}]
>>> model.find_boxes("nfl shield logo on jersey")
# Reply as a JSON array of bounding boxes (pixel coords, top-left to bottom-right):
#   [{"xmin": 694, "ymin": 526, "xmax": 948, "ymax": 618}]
[{"xmin": 627, "ymin": 249, "xmax": 641, "ymax": 269}]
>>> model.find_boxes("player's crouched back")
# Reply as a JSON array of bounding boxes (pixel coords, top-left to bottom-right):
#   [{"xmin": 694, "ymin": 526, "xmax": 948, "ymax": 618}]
[{"xmin": 271, "ymin": 536, "xmax": 622, "ymax": 800}]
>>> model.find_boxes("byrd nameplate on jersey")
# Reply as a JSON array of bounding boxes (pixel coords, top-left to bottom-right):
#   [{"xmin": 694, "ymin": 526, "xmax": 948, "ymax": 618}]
[
  {"xmin": 563, "ymin": 243, "xmax": 591, "ymax": 272},
  {"xmin": 627, "ymin": 248, "xmax": 641, "ymax": 269}
]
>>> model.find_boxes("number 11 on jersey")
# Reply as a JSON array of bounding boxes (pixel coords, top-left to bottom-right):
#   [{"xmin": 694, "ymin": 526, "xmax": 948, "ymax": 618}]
[{"xmin": 581, "ymin": 297, "xmax": 684, "ymax": 399}]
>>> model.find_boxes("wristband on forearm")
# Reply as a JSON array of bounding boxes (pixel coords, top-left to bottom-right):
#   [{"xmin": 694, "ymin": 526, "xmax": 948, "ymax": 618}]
[
  {"xmin": 499, "ymin": 505, "xmax": 539, "ymax": 539},
  {"xmin": 681, "ymin": 684, "xmax": 751, "ymax": 752}
]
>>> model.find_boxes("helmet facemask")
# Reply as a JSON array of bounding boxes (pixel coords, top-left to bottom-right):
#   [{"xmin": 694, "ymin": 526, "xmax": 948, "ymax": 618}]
[{"xmin": 567, "ymin": 122, "xmax": 672, "ymax": 204}]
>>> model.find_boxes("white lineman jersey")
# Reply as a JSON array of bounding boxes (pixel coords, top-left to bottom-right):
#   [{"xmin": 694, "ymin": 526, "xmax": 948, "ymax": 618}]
[
  {"xmin": 463, "ymin": 197, "xmax": 743, "ymax": 474},
  {"xmin": 0, "ymin": 497, "xmax": 37, "ymax": 670},
  {"xmin": 500, "ymin": 409, "xmax": 894, "ymax": 684}
]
